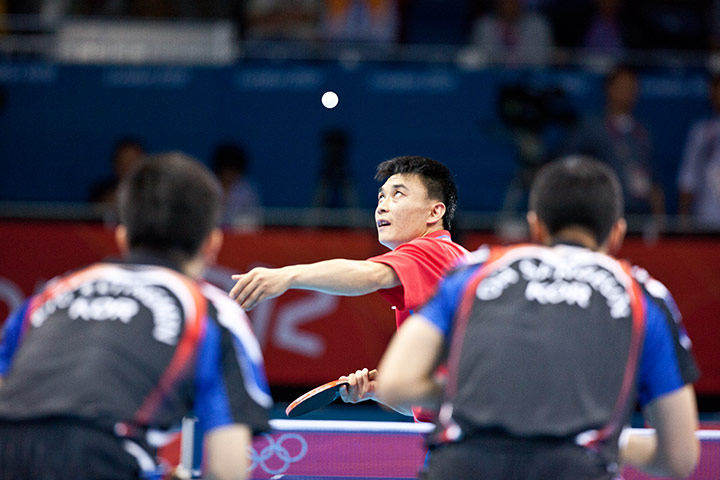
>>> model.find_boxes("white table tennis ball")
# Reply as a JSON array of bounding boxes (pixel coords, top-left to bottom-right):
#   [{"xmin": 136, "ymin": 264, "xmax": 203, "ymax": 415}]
[{"xmin": 322, "ymin": 91, "xmax": 339, "ymax": 109}]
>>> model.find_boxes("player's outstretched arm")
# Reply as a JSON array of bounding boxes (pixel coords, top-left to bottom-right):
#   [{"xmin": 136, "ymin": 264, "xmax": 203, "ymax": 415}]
[
  {"xmin": 229, "ymin": 259, "xmax": 399, "ymax": 310},
  {"xmin": 203, "ymin": 424, "xmax": 252, "ymax": 480},
  {"xmin": 620, "ymin": 384, "xmax": 699, "ymax": 478}
]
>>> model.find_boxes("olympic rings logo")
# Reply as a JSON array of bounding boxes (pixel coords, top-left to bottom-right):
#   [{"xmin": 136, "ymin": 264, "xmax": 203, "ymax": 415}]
[{"xmin": 247, "ymin": 433, "xmax": 308, "ymax": 475}]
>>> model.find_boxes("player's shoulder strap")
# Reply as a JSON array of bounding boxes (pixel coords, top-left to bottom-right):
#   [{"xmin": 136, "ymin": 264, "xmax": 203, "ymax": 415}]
[{"xmin": 575, "ymin": 257, "xmax": 648, "ymax": 450}]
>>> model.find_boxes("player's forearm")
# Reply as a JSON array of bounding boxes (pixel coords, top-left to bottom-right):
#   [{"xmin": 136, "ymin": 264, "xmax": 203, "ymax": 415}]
[
  {"xmin": 621, "ymin": 432, "xmax": 698, "ymax": 478},
  {"xmin": 285, "ymin": 259, "xmax": 398, "ymax": 296},
  {"xmin": 377, "ymin": 375, "xmax": 442, "ymax": 411},
  {"xmin": 230, "ymin": 260, "xmax": 398, "ymax": 310},
  {"xmin": 204, "ymin": 425, "xmax": 251, "ymax": 480},
  {"xmin": 377, "ymin": 401, "xmax": 414, "ymax": 416},
  {"xmin": 622, "ymin": 386, "xmax": 700, "ymax": 478},
  {"xmin": 203, "ymin": 472, "xmax": 246, "ymax": 480},
  {"xmin": 620, "ymin": 432, "xmax": 660, "ymax": 474},
  {"xmin": 370, "ymin": 391, "xmax": 415, "ymax": 416}
]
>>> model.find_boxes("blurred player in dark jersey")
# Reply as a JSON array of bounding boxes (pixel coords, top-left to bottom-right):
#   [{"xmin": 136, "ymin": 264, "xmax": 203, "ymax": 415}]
[
  {"xmin": 0, "ymin": 152, "xmax": 272, "ymax": 480},
  {"xmin": 378, "ymin": 156, "xmax": 700, "ymax": 479}
]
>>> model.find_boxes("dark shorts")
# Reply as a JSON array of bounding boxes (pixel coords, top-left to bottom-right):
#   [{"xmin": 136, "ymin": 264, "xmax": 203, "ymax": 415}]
[
  {"xmin": 425, "ymin": 435, "xmax": 618, "ymax": 480},
  {"xmin": 0, "ymin": 418, "xmax": 143, "ymax": 480}
]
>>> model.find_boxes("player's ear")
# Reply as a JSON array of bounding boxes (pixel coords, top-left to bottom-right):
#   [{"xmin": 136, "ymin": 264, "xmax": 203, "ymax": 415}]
[
  {"xmin": 605, "ymin": 218, "xmax": 627, "ymax": 255},
  {"xmin": 115, "ymin": 225, "xmax": 129, "ymax": 255},
  {"xmin": 527, "ymin": 211, "xmax": 550, "ymax": 244},
  {"xmin": 428, "ymin": 201, "xmax": 446, "ymax": 227}
]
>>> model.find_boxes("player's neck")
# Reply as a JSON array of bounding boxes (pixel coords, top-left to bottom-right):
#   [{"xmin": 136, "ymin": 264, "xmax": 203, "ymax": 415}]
[
  {"xmin": 425, "ymin": 223, "xmax": 447, "ymax": 236},
  {"xmin": 183, "ymin": 256, "xmax": 207, "ymax": 279},
  {"xmin": 550, "ymin": 228, "xmax": 600, "ymax": 251},
  {"xmin": 383, "ymin": 226, "xmax": 446, "ymax": 251},
  {"xmin": 413, "ymin": 225, "xmax": 446, "ymax": 244}
]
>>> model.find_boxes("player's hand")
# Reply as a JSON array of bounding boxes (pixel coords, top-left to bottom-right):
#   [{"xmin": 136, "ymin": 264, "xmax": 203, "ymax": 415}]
[
  {"xmin": 229, "ymin": 267, "xmax": 292, "ymax": 310},
  {"xmin": 169, "ymin": 466, "xmax": 191, "ymax": 480},
  {"xmin": 339, "ymin": 368, "xmax": 378, "ymax": 404}
]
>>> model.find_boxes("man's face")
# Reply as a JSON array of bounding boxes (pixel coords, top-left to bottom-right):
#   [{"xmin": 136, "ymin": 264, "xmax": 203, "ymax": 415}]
[
  {"xmin": 375, "ymin": 173, "xmax": 436, "ymax": 250},
  {"xmin": 607, "ymin": 72, "xmax": 638, "ymax": 113},
  {"xmin": 115, "ymin": 145, "xmax": 144, "ymax": 178}
]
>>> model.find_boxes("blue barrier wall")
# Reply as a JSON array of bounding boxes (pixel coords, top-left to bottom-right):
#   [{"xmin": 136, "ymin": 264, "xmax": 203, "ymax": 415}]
[{"xmin": 0, "ymin": 60, "xmax": 710, "ymax": 212}]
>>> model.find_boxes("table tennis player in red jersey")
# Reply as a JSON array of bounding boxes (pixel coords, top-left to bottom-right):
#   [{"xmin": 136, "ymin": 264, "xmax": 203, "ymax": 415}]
[{"xmin": 229, "ymin": 155, "xmax": 469, "ymax": 417}]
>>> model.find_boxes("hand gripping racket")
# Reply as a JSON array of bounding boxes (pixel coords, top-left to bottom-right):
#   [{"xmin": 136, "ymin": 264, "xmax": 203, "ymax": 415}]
[{"xmin": 285, "ymin": 369, "xmax": 378, "ymax": 418}]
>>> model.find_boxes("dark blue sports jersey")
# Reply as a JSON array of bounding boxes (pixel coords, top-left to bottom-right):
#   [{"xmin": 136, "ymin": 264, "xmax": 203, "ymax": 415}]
[
  {"xmin": 0, "ymin": 255, "xmax": 272, "ymax": 463},
  {"xmin": 419, "ymin": 243, "xmax": 698, "ymax": 452}
]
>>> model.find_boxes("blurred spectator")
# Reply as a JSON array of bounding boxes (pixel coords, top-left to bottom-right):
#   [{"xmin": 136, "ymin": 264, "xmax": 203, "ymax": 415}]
[
  {"xmin": 564, "ymin": 65, "xmax": 665, "ymax": 217},
  {"xmin": 74, "ymin": 0, "xmax": 133, "ymax": 16},
  {"xmin": 86, "ymin": 0, "xmax": 207, "ymax": 18},
  {"xmin": 0, "ymin": 0, "xmax": 5, "ymax": 34},
  {"xmin": 468, "ymin": 0, "xmax": 554, "ymax": 65},
  {"xmin": 319, "ymin": 0, "xmax": 400, "ymax": 43},
  {"xmin": 173, "ymin": 0, "xmax": 245, "ymax": 20},
  {"xmin": 72, "ymin": 0, "xmax": 126, "ymax": 15},
  {"xmin": 88, "ymin": 136, "xmax": 145, "ymax": 206},
  {"xmin": 582, "ymin": 0, "xmax": 625, "ymax": 55},
  {"xmin": 3, "ymin": 0, "xmax": 69, "ymax": 22},
  {"xmin": 73, "ymin": 0, "xmax": 243, "ymax": 19},
  {"xmin": 622, "ymin": 0, "xmax": 708, "ymax": 51},
  {"xmin": 711, "ymin": 0, "xmax": 720, "ymax": 50},
  {"xmin": 497, "ymin": 82, "xmax": 576, "ymax": 219},
  {"xmin": 677, "ymin": 74, "xmax": 720, "ymax": 229},
  {"xmin": 313, "ymin": 128, "xmax": 358, "ymax": 208},
  {"xmin": 211, "ymin": 142, "xmax": 261, "ymax": 227},
  {"xmin": 126, "ymin": 0, "xmax": 174, "ymax": 17},
  {"xmin": 400, "ymin": 0, "xmax": 472, "ymax": 45},
  {"xmin": 244, "ymin": 0, "xmax": 319, "ymax": 40},
  {"xmin": 541, "ymin": 0, "xmax": 594, "ymax": 49}
]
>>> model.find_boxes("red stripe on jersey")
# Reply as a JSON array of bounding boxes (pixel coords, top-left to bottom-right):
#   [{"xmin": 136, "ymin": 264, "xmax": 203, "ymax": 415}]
[
  {"xmin": 133, "ymin": 273, "xmax": 208, "ymax": 426},
  {"xmin": 443, "ymin": 246, "xmax": 509, "ymax": 402},
  {"xmin": 583, "ymin": 261, "xmax": 646, "ymax": 449}
]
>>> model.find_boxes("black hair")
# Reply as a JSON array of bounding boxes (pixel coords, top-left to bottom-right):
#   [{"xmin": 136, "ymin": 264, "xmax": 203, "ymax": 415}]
[
  {"xmin": 117, "ymin": 152, "xmax": 222, "ymax": 258},
  {"xmin": 529, "ymin": 156, "xmax": 623, "ymax": 245},
  {"xmin": 375, "ymin": 155, "xmax": 458, "ymax": 230}
]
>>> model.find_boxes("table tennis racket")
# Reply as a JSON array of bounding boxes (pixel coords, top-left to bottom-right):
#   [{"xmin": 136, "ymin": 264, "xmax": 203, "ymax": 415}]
[{"xmin": 285, "ymin": 369, "xmax": 378, "ymax": 418}]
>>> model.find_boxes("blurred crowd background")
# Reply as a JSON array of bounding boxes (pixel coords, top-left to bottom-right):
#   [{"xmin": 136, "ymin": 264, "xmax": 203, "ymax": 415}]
[
  {"xmin": 2, "ymin": 0, "xmax": 719, "ymax": 51},
  {"xmin": 2, "ymin": 0, "xmax": 720, "ymax": 236}
]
